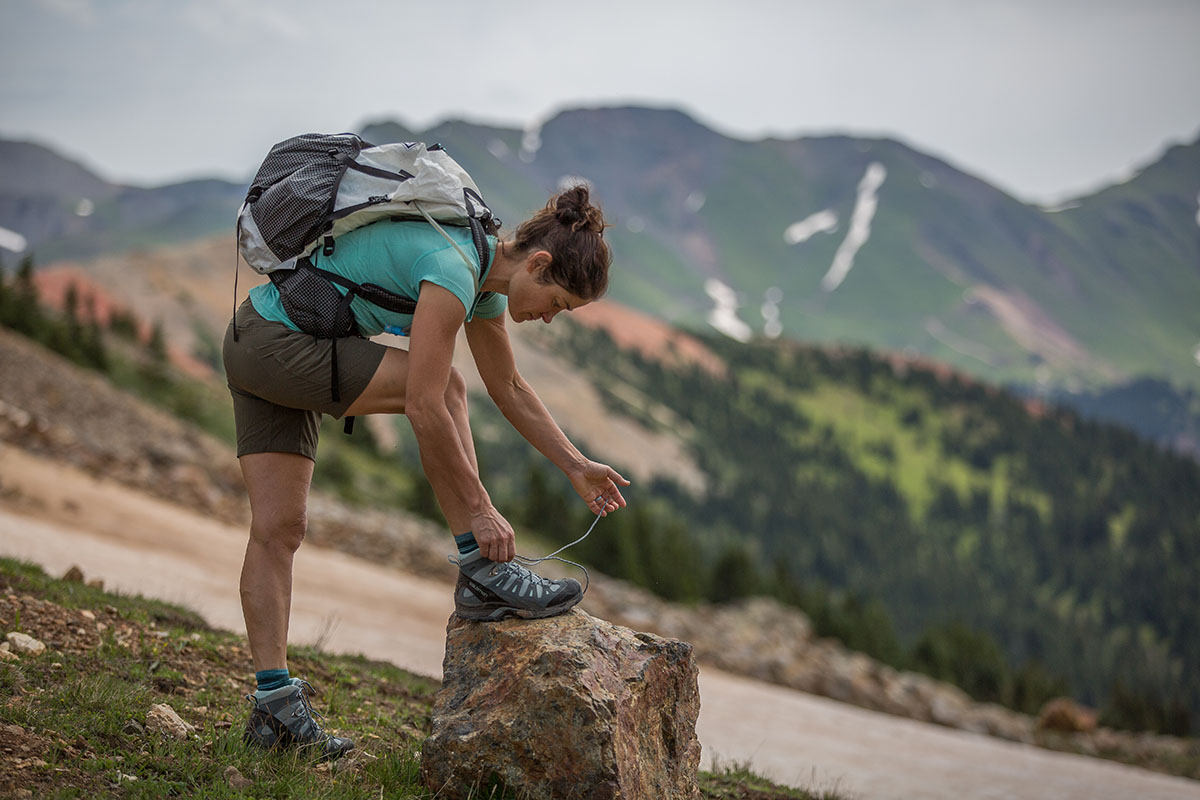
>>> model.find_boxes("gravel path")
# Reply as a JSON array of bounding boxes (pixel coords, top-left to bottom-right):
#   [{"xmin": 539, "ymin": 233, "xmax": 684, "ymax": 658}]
[{"xmin": 1, "ymin": 445, "xmax": 1197, "ymax": 800}]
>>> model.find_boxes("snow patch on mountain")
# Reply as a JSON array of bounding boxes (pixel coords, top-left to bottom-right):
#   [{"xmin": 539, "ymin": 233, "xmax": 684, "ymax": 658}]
[
  {"xmin": 0, "ymin": 226, "xmax": 28, "ymax": 253},
  {"xmin": 821, "ymin": 163, "xmax": 886, "ymax": 292},
  {"xmin": 784, "ymin": 210, "xmax": 838, "ymax": 245},
  {"xmin": 705, "ymin": 279, "xmax": 752, "ymax": 342},
  {"xmin": 520, "ymin": 120, "xmax": 543, "ymax": 163}
]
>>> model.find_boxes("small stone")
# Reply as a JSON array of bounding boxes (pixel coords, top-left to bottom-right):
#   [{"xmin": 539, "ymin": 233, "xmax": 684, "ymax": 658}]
[
  {"xmin": 0, "ymin": 648, "xmax": 16, "ymax": 662},
  {"xmin": 2, "ymin": 723, "xmax": 24, "ymax": 736},
  {"xmin": 5, "ymin": 632, "xmax": 46, "ymax": 656},
  {"xmin": 80, "ymin": 610, "xmax": 95, "ymax": 621},
  {"xmin": 86, "ymin": 579, "xmax": 105, "ymax": 590},
  {"xmin": 145, "ymin": 704, "xmax": 194, "ymax": 740},
  {"xmin": 62, "ymin": 565, "xmax": 85, "ymax": 583},
  {"xmin": 224, "ymin": 765, "xmax": 252, "ymax": 790},
  {"xmin": 122, "ymin": 720, "xmax": 145, "ymax": 736}
]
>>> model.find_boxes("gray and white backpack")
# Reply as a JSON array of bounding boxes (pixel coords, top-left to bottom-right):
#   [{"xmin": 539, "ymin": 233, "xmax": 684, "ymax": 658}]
[{"xmin": 233, "ymin": 133, "xmax": 500, "ymax": 426}]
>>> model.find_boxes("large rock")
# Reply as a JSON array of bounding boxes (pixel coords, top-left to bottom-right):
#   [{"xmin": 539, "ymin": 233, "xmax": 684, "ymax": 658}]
[{"xmin": 421, "ymin": 609, "xmax": 701, "ymax": 800}]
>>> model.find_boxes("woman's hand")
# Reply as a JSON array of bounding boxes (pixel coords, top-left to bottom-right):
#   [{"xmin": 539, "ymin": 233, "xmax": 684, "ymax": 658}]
[
  {"xmin": 569, "ymin": 460, "xmax": 631, "ymax": 516},
  {"xmin": 470, "ymin": 504, "xmax": 517, "ymax": 563}
]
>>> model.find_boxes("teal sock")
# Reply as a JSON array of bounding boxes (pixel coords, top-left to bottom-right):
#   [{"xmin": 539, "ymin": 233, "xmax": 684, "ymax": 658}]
[
  {"xmin": 454, "ymin": 531, "xmax": 479, "ymax": 555},
  {"xmin": 255, "ymin": 668, "xmax": 291, "ymax": 692}
]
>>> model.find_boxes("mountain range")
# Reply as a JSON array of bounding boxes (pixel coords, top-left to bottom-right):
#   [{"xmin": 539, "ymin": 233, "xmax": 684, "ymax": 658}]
[{"xmin": 1, "ymin": 106, "xmax": 1198, "ymax": 445}]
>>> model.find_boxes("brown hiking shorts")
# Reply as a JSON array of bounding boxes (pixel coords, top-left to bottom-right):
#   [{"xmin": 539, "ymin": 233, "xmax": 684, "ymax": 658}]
[{"xmin": 222, "ymin": 299, "xmax": 387, "ymax": 460}]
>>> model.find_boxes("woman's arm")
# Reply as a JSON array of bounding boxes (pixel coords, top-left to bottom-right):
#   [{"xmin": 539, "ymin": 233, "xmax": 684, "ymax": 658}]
[
  {"xmin": 465, "ymin": 313, "xmax": 629, "ymax": 515},
  {"xmin": 407, "ymin": 283, "xmax": 515, "ymax": 560}
]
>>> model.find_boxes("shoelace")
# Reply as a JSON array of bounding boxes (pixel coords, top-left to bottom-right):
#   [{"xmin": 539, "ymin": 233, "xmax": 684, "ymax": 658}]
[
  {"xmin": 245, "ymin": 681, "xmax": 326, "ymax": 725},
  {"xmin": 291, "ymin": 680, "xmax": 324, "ymax": 723},
  {"xmin": 449, "ymin": 498, "xmax": 606, "ymax": 594}
]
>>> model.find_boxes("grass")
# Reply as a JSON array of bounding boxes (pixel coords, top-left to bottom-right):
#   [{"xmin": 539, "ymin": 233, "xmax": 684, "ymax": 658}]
[{"xmin": 0, "ymin": 558, "xmax": 843, "ymax": 799}]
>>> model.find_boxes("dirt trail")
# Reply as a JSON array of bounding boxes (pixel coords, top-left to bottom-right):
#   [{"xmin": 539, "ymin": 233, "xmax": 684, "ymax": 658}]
[{"xmin": 1, "ymin": 445, "xmax": 1197, "ymax": 800}]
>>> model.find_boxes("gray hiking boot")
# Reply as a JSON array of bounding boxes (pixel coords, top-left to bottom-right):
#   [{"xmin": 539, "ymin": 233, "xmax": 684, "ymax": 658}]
[
  {"xmin": 243, "ymin": 680, "xmax": 353, "ymax": 759},
  {"xmin": 452, "ymin": 549, "xmax": 583, "ymax": 621}
]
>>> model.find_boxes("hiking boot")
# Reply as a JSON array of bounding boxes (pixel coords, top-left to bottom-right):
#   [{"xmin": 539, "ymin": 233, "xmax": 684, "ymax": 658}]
[
  {"xmin": 452, "ymin": 549, "xmax": 583, "ymax": 621},
  {"xmin": 243, "ymin": 680, "xmax": 354, "ymax": 759}
]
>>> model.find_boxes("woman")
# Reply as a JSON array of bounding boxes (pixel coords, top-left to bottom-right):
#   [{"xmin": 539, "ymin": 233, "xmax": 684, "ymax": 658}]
[{"xmin": 223, "ymin": 185, "xmax": 629, "ymax": 758}]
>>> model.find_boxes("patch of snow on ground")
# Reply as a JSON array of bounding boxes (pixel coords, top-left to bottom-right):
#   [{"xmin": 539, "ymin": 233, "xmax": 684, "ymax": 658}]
[
  {"xmin": 705, "ymin": 279, "xmax": 752, "ymax": 342},
  {"xmin": 0, "ymin": 226, "xmax": 28, "ymax": 253},
  {"xmin": 784, "ymin": 210, "xmax": 838, "ymax": 245},
  {"xmin": 821, "ymin": 163, "xmax": 886, "ymax": 292},
  {"xmin": 686, "ymin": 191, "xmax": 706, "ymax": 213},
  {"xmin": 75, "ymin": 198, "xmax": 94, "ymax": 217}
]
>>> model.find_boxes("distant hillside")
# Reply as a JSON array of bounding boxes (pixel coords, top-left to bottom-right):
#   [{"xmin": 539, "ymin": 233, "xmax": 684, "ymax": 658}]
[
  {"xmin": 0, "ymin": 139, "xmax": 244, "ymax": 262},
  {"xmin": 5, "ymin": 110, "xmax": 1197, "ymax": 393}
]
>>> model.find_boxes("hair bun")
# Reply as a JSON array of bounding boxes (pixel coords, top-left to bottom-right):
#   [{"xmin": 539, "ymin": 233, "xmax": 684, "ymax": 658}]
[{"xmin": 553, "ymin": 185, "xmax": 606, "ymax": 234}]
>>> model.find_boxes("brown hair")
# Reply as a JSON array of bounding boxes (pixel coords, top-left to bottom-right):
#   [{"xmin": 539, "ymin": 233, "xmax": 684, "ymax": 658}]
[{"xmin": 510, "ymin": 185, "xmax": 611, "ymax": 300}]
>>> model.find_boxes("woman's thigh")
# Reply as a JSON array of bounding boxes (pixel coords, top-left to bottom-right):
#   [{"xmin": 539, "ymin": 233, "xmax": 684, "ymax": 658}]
[{"xmin": 224, "ymin": 300, "xmax": 387, "ymax": 418}]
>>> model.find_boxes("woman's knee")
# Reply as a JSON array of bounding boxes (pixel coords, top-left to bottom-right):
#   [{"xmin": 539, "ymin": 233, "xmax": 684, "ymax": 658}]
[{"xmin": 250, "ymin": 510, "xmax": 307, "ymax": 553}]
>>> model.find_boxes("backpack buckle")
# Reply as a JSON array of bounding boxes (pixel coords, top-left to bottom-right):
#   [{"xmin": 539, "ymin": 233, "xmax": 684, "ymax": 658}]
[{"xmin": 323, "ymin": 236, "xmax": 335, "ymax": 256}]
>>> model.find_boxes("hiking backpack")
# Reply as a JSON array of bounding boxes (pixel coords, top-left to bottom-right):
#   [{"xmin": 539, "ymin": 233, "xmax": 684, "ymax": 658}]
[{"xmin": 233, "ymin": 133, "xmax": 500, "ymax": 430}]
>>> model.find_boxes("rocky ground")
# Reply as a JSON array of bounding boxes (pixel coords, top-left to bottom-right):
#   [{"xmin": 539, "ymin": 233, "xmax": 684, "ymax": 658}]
[{"xmin": 1, "ymin": 326, "xmax": 1197, "ymax": 781}]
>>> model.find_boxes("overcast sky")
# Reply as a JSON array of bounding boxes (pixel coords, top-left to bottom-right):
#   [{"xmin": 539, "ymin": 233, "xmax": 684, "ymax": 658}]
[{"xmin": 1, "ymin": 0, "xmax": 1197, "ymax": 204}]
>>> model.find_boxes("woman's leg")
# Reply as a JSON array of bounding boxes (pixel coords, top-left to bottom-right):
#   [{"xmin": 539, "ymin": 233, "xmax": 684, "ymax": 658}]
[
  {"xmin": 238, "ymin": 451, "xmax": 315, "ymax": 673},
  {"xmin": 344, "ymin": 346, "xmax": 480, "ymax": 513}
]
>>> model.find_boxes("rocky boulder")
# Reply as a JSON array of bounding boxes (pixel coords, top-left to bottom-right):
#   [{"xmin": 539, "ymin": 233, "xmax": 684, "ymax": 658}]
[
  {"xmin": 421, "ymin": 609, "xmax": 701, "ymax": 800},
  {"xmin": 1037, "ymin": 697, "xmax": 1099, "ymax": 733}
]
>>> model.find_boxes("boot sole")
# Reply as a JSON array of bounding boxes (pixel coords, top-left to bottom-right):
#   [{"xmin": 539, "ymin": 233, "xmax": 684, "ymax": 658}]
[{"xmin": 454, "ymin": 593, "xmax": 583, "ymax": 622}]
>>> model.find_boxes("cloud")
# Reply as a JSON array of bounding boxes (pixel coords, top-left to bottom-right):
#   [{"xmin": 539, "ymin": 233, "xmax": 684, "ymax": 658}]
[
  {"xmin": 181, "ymin": 0, "xmax": 308, "ymax": 44},
  {"xmin": 35, "ymin": 0, "xmax": 96, "ymax": 25}
]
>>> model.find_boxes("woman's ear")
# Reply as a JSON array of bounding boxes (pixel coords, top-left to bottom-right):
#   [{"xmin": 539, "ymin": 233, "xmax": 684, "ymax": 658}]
[{"xmin": 526, "ymin": 249, "xmax": 553, "ymax": 276}]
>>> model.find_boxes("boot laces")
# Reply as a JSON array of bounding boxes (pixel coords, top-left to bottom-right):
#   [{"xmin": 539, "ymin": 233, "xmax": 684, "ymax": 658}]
[{"xmin": 446, "ymin": 499, "xmax": 603, "ymax": 594}]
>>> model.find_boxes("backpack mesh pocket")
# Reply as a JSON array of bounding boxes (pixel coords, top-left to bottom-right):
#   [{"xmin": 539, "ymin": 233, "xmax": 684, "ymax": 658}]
[
  {"xmin": 248, "ymin": 135, "xmax": 360, "ymax": 262},
  {"xmin": 270, "ymin": 267, "xmax": 355, "ymax": 339}
]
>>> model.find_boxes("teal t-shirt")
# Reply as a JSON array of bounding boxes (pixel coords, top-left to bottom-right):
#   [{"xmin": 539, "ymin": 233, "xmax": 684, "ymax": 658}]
[{"xmin": 249, "ymin": 220, "xmax": 507, "ymax": 337}]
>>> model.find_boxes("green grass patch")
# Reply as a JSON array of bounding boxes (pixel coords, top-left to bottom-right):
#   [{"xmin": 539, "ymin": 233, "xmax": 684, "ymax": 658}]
[{"xmin": 0, "ymin": 559, "xmax": 830, "ymax": 799}]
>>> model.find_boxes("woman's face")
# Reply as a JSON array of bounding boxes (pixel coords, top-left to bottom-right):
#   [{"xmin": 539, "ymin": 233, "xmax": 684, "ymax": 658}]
[{"xmin": 508, "ymin": 260, "xmax": 590, "ymax": 324}]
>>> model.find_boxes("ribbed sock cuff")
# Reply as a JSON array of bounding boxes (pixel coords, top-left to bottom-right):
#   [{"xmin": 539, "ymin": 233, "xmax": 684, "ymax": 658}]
[
  {"xmin": 454, "ymin": 531, "xmax": 479, "ymax": 555},
  {"xmin": 255, "ymin": 668, "xmax": 291, "ymax": 692}
]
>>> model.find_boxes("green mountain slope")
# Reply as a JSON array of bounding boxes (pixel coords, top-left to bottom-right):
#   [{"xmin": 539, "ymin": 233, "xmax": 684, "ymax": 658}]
[
  {"xmin": 361, "ymin": 108, "xmax": 1200, "ymax": 393},
  {"xmin": 5, "ymin": 108, "xmax": 1196, "ymax": 393}
]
